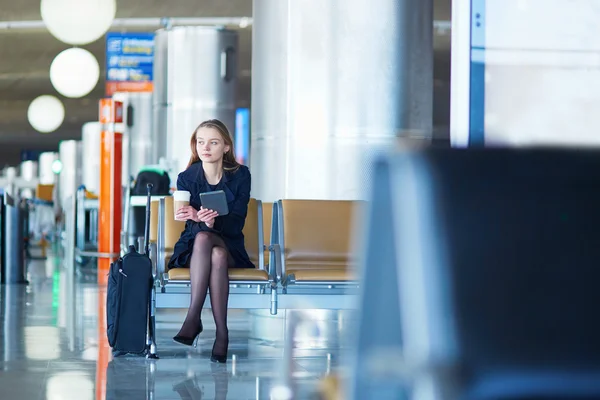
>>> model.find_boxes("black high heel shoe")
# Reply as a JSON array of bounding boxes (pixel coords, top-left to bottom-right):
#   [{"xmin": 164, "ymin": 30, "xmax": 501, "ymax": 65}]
[
  {"xmin": 210, "ymin": 332, "xmax": 229, "ymax": 363},
  {"xmin": 173, "ymin": 320, "xmax": 203, "ymax": 347}
]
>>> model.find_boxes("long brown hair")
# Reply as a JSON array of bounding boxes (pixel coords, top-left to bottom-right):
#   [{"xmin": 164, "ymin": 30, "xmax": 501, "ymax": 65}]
[{"xmin": 187, "ymin": 119, "xmax": 241, "ymax": 172}]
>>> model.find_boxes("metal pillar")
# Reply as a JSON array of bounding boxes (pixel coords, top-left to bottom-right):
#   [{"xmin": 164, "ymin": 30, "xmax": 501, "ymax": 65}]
[
  {"xmin": 153, "ymin": 27, "xmax": 238, "ymax": 178},
  {"xmin": 64, "ymin": 193, "xmax": 77, "ymax": 351},
  {"xmin": 82, "ymin": 122, "xmax": 102, "ymax": 195},
  {"xmin": 58, "ymin": 140, "xmax": 83, "ymax": 209},
  {"xmin": 3, "ymin": 193, "xmax": 27, "ymax": 284},
  {"xmin": 76, "ymin": 187, "xmax": 87, "ymax": 252},
  {"xmin": 112, "ymin": 92, "xmax": 155, "ymax": 186},
  {"xmin": 251, "ymin": 0, "xmax": 434, "ymax": 201}
]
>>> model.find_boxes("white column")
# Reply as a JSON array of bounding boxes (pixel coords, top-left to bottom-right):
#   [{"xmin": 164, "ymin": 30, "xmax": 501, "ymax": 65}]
[
  {"xmin": 251, "ymin": 0, "xmax": 434, "ymax": 201},
  {"xmin": 153, "ymin": 27, "xmax": 238, "ymax": 178}
]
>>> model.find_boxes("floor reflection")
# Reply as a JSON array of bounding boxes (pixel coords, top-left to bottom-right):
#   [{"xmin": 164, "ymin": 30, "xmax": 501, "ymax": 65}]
[{"xmin": 0, "ymin": 255, "xmax": 353, "ymax": 400}]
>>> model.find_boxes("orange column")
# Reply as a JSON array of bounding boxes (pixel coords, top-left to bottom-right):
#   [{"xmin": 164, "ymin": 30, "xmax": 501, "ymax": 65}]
[{"xmin": 98, "ymin": 99, "xmax": 123, "ymax": 284}]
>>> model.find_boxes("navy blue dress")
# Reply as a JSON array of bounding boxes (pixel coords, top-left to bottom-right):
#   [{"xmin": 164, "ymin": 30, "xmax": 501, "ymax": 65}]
[{"xmin": 168, "ymin": 161, "xmax": 255, "ymax": 270}]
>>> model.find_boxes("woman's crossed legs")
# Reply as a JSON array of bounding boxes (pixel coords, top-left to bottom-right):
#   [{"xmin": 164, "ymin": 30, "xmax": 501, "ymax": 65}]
[{"xmin": 176, "ymin": 231, "xmax": 233, "ymax": 358}]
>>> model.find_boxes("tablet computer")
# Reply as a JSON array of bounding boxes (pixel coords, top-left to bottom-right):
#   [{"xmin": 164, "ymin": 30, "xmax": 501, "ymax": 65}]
[{"xmin": 199, "ymin": 190, "xmax": 229, "ymax": 216}]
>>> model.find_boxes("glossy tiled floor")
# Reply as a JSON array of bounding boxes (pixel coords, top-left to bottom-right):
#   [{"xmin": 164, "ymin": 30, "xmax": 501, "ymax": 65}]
[{"xmin": 0, "ymin": 252, "xmax": 354, "ymax": 399}]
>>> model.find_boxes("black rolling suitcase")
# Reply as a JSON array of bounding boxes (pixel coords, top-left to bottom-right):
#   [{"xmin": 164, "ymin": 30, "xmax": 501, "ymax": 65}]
[{"xmin": 106, "ymin": 183, "xmax": 158, "ymax": 358}]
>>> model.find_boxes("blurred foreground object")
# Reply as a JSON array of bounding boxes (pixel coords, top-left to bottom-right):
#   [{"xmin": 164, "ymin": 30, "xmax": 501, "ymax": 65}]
[{"xmin": 351, "ymin": 147, "xmax": 600, "ymax": 399}]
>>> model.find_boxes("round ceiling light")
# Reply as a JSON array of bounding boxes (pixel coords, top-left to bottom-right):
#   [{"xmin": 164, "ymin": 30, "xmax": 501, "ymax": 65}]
[
  {"xmin": 41, "ymin": 0, "xmax": 116, "ymax": 45},
  {"xmin": 27, "ymin": 95, "xmax": 65, "ymax": 133},
  {"xmin": 51, "ymin": 159, "xmax": 63, "ymax": 175},
  {"xmin": 50, "ymin": 48, "xmax": 100, "ymax": 98}
]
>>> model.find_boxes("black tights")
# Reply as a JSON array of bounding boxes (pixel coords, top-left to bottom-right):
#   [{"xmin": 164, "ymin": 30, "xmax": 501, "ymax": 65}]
[{"xmin": 177, "ymin": 231, "xmax": 232, "ymax": 356}]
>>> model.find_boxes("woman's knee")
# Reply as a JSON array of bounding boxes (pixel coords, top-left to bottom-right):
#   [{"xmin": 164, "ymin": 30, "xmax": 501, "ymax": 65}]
[
  {"xmin": 193, "ymin": 232, "xmax": 213, "ymax": 249},
  {"xmin": 211, "ymin": 247, "xmax": 229, "ymax": 269}
]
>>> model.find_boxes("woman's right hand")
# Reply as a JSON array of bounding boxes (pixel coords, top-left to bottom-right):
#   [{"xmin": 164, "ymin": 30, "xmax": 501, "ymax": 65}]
[
  {"xmin": 197, "ymin": 207, "xmax": 219, "ymax": 228},
  {"xmin": 175, "ymin": 205, "xmax": 200, "ymax": 222}
]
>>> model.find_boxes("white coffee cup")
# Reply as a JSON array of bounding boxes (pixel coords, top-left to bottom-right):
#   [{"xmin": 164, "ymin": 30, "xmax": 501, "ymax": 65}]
[{"xmin": 173, "ymin": 190, "xmax": 191, "ymax": 220}]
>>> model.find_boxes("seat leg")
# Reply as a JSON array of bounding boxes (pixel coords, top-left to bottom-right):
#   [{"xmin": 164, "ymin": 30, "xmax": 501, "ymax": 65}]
[
  {"xmin": 270, "ymin": 287, "xmax": 278, "ymax": 315},
  {"xmin": 147, "ymin": 284, "xmax": 159, "ymax": 359}
]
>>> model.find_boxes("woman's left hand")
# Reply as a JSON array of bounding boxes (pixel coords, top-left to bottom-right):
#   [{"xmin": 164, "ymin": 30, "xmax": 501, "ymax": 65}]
[{"xmin": 175, "ymin": 205, "xmax": 200, "ymax": 222}]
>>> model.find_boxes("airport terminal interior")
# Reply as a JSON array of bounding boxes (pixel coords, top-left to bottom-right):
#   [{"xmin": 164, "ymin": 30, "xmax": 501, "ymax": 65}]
[{"xmin": 3, "ymin": 0, "xmax": 600, "ymax": 399}]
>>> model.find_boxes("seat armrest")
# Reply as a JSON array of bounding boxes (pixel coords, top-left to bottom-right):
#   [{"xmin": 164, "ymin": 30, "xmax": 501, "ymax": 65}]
[
  {"xmin": 263, "ymin": 244, "xmax": 271, "ymax": 279},
  {"xmin": 269, "ymin": 243, "xmax": 284, "ymax": 283},
  {"xmin": 267, "ymin": 200, "xmax": 283, "ymax": 283},
  {"xmin": 149, "ymin": 242, "xmax": 158, "ymax": 278},
  {"xmin": 257, "ymin": 200, "xmax": 266, "ymax": 270}
]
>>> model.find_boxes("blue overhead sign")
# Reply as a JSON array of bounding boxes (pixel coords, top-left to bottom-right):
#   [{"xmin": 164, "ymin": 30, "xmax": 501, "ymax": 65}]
[{"xmin": 105, "ymin": 32, "xmax": 155, "ymax": 95}]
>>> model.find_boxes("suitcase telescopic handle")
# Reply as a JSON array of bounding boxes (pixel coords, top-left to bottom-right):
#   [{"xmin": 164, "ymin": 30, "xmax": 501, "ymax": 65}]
[{"xmin": 144, "ymin": 183, "xmax": 153, "ymax": 256}]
